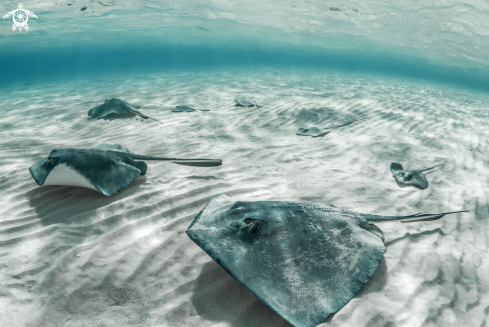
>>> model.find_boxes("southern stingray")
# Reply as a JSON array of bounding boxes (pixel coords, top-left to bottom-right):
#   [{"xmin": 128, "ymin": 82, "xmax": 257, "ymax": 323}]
[
  {"xmin": 29, "ymin": 143, "xmax": 222, "ymax": 196},
  {"xmin": 172, "ymin": 105, "xmax": 210, "ymax": 112},
  {"xmin": 88, "ymin": 98, "xmax": 162, "ymax": 124},
  {"xmin": 296, "ymin": 118, "xmax": 366, "ymax": 138},
  {"xmin": 390, "ymin": 162, "xmax": 442, "ymax": 189},
  {"xmin": 187, "ymin": 194, "xmax": 467, "ymax": 327},
  {"xmin": 234, "ymin": 97, "xmax": 261, "ymax": 108}
]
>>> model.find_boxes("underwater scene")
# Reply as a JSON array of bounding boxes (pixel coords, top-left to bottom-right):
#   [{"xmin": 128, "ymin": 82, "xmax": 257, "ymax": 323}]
[{"xmin": 1, "ymin": 1, "xmax": 489, "ymax": 326}]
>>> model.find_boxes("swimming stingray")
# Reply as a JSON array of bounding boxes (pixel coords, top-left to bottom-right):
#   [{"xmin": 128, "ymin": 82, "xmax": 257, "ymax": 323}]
[
  {"xmin": 172, "ymin": 105, "xmax": 210, "ymax": 113},
  {"xmin": 390, "ymin": 162, "xmax": 442, "ymax": 189},
  {"xmin": 29, "ymin": 143, "xmax": 222, "ymax": 196},
  {"xmin": 296, "ymin": 118, "xmax": 366, "ymax": 138},
  {"xmin": 187, "ymin": 194, "xmax": 467, "ymax": 327},
  {"xmin": 88, "ymin": 98, "xmax": 162, "ymax": 124},
  {"xmin": 234, "ymin": 97, "xmax": 261, "ymax": 108}
]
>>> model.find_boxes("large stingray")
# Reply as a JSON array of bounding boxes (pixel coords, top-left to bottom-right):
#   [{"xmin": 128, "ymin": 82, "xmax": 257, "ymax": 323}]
[
  {"xmin": 187, "ymin": 194, "xmax": 467, "ymax": 327},
  {"xmin": 390, "ymin": 162, "xmax": 442, "ymax": 189},
  {"xmin": 172, "ymin": 105, "xmax": 210, "ymax": 112},
  {"xmin": 29, "ymin": 143, "xmax": 222, "ymax": 196},
  {"xmin": 296, "ymin": 118, "xmax": 366, "ymax": 138},
  {"xmin": 88, "ymin": 98, "xmax": 162, "ymax": 124}
]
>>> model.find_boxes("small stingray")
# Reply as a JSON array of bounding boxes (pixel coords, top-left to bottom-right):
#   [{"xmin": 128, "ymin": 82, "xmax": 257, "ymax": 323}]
[
  {"xmin": 88, "ymin": 98, "xmax": 162, "ymax": 124},
  {"xmin": 390, "ymin": 162, "xmax": 442, "ymax": 189},
  {"xmin": 172, "ymin": 105, "xmax": 210, "ymax": 113},
  {"xmin": 296, "ymin": 118, "xmax": 366, "ymax": 138},
  {"xmin": 29, "ymin": 143, "xmax": 222, "ymax": 196},
  {"xmin": 187, "ymin": 194, "xmax": 467, "ymax": 327},
  {"xmin": 234, "ymin": 97, "xmax": 261, "ymax": 108}
]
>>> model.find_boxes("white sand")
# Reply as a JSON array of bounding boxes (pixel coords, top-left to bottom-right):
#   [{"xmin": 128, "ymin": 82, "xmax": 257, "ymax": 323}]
[{"xmin": 0, "ymin": 69, "xmax": 488, "ymax": 326}]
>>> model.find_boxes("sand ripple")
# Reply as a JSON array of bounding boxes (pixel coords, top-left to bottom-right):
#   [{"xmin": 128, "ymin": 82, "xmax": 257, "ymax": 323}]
[{"xmin": 0, "ymin": 70, "xmax": 488, "ymax": 326}]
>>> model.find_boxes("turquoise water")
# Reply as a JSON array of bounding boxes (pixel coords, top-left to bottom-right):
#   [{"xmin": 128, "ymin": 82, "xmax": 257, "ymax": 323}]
[{"xmin": 1, "ymin": 1, "xmax": 489, "ymax": 91}]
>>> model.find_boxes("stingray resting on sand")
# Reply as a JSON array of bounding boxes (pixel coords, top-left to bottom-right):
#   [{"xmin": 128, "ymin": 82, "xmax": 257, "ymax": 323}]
[
  {"xmin": 172, "ymin": 105, "xmax": 210, "ymax": 112},
  {"xmin": 29, "ymin": 143, "xmax": 222, "ymax": 196},
  {"xmin": 296, "ymin": 118, "xmax": 366, "ymax": 138},
  {"xmin": 88, "ymin": 98, "xmax": 162, "ymax": 124},
  {"xmin": 187, "ymin": 194, "xmax": 467, "ymax": 327},
  {"xmin": 234, "ymin": 97, "xmax": 261, "ymax": 108},
  {"xmin": 390, "ymin": 162, "xmax": 442, "ymax": 189}
]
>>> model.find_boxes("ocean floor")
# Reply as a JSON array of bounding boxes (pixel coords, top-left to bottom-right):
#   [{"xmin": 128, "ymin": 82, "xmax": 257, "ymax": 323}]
[{"xmin": 1, "ymin": 69, "xmax": 489, "ymax": 326}]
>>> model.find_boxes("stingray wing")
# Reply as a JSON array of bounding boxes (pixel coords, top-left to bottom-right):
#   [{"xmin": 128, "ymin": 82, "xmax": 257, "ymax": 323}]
[
  {"xmin": 48, "ymin": 149, "xmax": 141, "ymax": 196},
  {"xmin": 29, "ymin": 157, "xmax": 54, "ymax": 186},
  {"xmin": 89, "ymin": 143, "xmax": 132, "ymax": 153},
  {"xmin": 88, "ymin": 103, "xmax": 125, "ymax": 118},
  {"xmin": 187, "ymin": 195, "xmax": 385, "ymax": 327},
  {"xmin": 389, "ymin": 162, "xmax": 404, "ymax": 174},
  {"xmin": 118, "ymin": 99, "xmax": 140, "ymax": 111}
]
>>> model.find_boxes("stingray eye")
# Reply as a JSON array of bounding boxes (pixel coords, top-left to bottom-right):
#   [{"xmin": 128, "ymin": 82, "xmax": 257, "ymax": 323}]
[
  {"xmin": 244, "ymin": 218, "xmax": 253, "ymax": 224},
  {"xmin": 403, "ymin": 172, "xmax": 412, "ymax": 181}
]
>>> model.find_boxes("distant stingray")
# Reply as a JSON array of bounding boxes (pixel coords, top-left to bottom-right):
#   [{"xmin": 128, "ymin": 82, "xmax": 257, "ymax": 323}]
[
  {"xmin": 88, "ymin": 98, "xmax": 162, "ymax": 124},
  {"xmin": 297, "ymin": 118, "xmax": 366, "ymax": 137},
  {"xmin": 187, "ymin": 194, "xmax": 467, "ymax": 327},
  {"xmin": 172, "ymin": 105, "xmax": 210, "ymax": 113},
  {"xmin": 234, "ymin": 97, "xmax": 261, "ymax": 108},
  {"xmin": 390, "ymin": 162, "xmax": 442, "ymax": 189},
  {"xmin": 29, "ymin": 143, "xmax": 222, "ymax": 196}
]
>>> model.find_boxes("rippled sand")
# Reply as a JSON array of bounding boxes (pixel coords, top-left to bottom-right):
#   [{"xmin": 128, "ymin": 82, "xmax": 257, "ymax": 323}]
[{"xmin": 0, "ymin": 69, "xmax": 488, "ymax": 327}]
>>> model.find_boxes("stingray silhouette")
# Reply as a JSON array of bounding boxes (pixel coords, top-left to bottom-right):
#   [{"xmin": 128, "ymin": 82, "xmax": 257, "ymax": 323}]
[
  {"xmin": 390, "ymin": 162, "xmax": 442, "ymax": 189},
  {"xmin": 88, "ymin": 98, "xmax": 162, "ymax": 124},
  {"xmin": 187, "ymin": 194, "xmax": 467, "ymax": 327},
  {"xmin": 296, "ymin": 118, "xmax": 367, "ymax": 138},
  {"xmin": 172, "ymin": 105, "xmax": 210, "ymax": 112},
  {"xmin": 29, "ymin": 143, "xmax": 222, "ymax": 196}
]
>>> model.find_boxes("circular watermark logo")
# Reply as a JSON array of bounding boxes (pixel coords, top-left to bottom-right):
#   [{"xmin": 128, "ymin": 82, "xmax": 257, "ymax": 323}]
[{"xmin": 3, "ymin": 3, "xmax": 38, "ymax": 32}]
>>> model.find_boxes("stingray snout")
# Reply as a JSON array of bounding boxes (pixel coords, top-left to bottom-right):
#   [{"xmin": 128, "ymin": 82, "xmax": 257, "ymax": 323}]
[
  {"xmin": 87, "ymin": 107, "xmax": 97, "ymax": 117},
  {"xmin": 88, "ymin": 104, "xmax": 104, "ymax": 118}
]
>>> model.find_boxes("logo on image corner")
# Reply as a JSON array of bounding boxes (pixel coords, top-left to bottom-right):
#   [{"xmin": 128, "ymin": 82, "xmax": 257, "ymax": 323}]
[{"xmin": 3, "ymin": 3, "xmax": 38, "ymax": 32}]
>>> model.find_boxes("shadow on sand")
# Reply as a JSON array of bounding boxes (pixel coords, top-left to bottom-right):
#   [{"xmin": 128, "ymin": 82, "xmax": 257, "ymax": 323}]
[
  {"xmin": 87, "ymin": 112, "xmax": 139, "ymax": 121},
  {"xmin": 28, "ymin": 175, "xmax": 147, "ymax": 227},
  {"xmin": 191, "ymin": 261, "xmax": 292, "ymax": 327}
]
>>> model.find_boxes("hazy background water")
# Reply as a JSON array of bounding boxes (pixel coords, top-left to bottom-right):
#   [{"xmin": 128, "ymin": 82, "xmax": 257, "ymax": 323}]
[{"xmin": 0, "ymin": 0, "xmax": 489, "ymax": 91}]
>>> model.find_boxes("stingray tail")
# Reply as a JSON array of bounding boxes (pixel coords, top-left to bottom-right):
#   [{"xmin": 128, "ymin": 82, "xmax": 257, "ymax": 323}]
[
  {"xmin": 129, "ymin": 154, "xmax": 222, "ymax": 167},
  {"xmin": 365, "ymin": 210, "xmax": 468, "ymax": 223},
  {"xmin": 420, "ymin": 163, "xmax": 444, "ymax": 173},
  {"xmin": 125, "ymin": 108, "xmax": 163, "ymax": 124}
]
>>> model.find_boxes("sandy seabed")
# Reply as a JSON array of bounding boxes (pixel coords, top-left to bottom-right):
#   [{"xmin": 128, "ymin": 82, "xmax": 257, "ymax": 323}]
[{"xmin": 0, "ymin": 69, "xmax": 488, "ymax": 327}]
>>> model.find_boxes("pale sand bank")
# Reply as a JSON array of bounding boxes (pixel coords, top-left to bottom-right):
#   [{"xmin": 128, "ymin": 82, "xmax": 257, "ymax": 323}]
[{"xmin": 0, "ymin": 69, "xmax": 488, "ymax": 327}]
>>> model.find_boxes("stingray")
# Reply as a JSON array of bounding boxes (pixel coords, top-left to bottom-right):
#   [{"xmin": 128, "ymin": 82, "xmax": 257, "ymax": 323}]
[
  {"xmin": 390, "ymin": 162, "xmax": 442, "ymax": 189},
  {"xmin": 172, "ymin": 105, "xmax": 210, "ymax": 113},
  {"xmin": 234, "ymin": 97, "xmax": 261, "ymax": 108},
  {"xmin": 187, "ymin": 194, "xmax": 467, "ymax": 327},
  {"xmin": 296, "ymin": 118, "xmax": 366, "ymax": 138},
  {"xmin": 88, "ymin": 98, "xmax": 162, "ymax": 124},
  {"xmin": 29, "ymin": 143, "xmax": 222, "ymax": 196}
]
